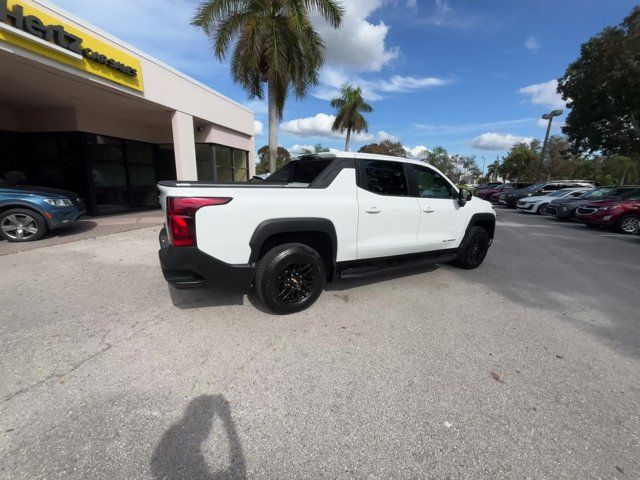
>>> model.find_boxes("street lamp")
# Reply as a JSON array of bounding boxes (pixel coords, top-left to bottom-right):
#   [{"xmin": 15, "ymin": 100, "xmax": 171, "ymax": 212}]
[{"xmin": 537, "ymin": 109, "xmax": 563, "ymax": 180}]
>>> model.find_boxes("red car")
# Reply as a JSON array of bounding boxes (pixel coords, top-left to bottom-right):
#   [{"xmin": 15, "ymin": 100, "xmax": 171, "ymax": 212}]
[
  {"xmin": 575, "ymin": 188, "xmax": 640, "ymax": 234},
  {"xmin": 479, "ymin": 182, "xmax": 532, "ymax": 203}
]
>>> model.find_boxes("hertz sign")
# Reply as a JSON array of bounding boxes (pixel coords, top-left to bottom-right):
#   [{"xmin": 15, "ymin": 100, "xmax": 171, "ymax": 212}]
[{"xmin": 0, "ymin": 0, "xmax": 143, "ymax": 91}]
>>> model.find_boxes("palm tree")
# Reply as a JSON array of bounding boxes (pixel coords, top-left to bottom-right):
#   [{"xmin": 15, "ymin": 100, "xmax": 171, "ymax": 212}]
[
  {"xmin": 486, "ymin": 159, "xmax": 501, "ymax": 182},
  {"xmin": 192, "ymin": 0, "xmax": 344, "ymax": 173},
  {"xmin": 330, "ymin": 84, "xmax": 373, "ymax": 151}
]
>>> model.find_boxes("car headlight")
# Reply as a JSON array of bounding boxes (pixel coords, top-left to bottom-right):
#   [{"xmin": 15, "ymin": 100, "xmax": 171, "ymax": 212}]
[
  {"xmin": 43, "ymin": 198, "xmax": 73, "ymax": 207},
  {"xmin": 598, "ymin": 205, "xmax": 619, "ymax": 211}
]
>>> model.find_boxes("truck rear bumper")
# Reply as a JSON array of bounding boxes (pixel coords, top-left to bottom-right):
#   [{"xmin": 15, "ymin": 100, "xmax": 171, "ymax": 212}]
[{"xmin": 158, "ymin": 227, "xmax": 254, "ymax": 290}]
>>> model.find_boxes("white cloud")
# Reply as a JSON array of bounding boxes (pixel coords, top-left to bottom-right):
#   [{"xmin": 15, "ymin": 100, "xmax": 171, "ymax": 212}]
[
  {"xmin": 312, "ymin": 0, "xmax": 399, "ymax": 72},
  {"xmin": 288, "ymin": 144, "xmax": 315, "ymax": 155},
  {"xmin": 254, "ymin": 120, "xmax": 264, "ymax": 135},
  {"xmin": 281, "ymin": 113, "xmax": 341, "ymax": 139},
  {"xmin": 519, "ymin": 79, "xmax": 566, "ymax": 109},
  {"xmin": 280, "ymin": 113, "xmax": 371, "ymax": 141},
  {"xmin": 418, "ymin": 0, "xmax": 479, "ymax": 28},
  {"xmin": 404, "ymin": 145, "xmax": 430, "ymax": 157},
  {"xmin": 314, "ymin": 68, "xmax": 449, "ymax": 102},
  {"xmin": 375, "ymin": 75, "xmax": 449, "ymax": 92},
  {"xmin": 524, "ymin": 35, "xmax": 540, "ymax": 52},
  {"xmin": 377, "ymin": 131, "xmax": 400, "ymax": 142},
  {"xmin": 281, "ymin": 113, "xmax": 400, "ymax": 145},
  {"xmin": 413, "ymin": 118, "xmax": 532, "ymax": 136},
  {"xmin": 468, "ymin": 132, "xmax": 534, "ymax": 151}
]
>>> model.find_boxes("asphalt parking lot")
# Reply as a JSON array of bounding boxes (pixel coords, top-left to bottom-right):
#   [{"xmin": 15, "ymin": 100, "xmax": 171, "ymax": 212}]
[{"xmin": 1, "ymin": 208, "xmax": 639, "ymax": 479}]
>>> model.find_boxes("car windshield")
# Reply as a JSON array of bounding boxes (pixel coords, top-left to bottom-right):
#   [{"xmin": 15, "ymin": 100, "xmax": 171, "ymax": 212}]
[
  {"xmin": 523, "ymin": 182, "xmax": 545, "ymax": 191},
  {"xmin": 546, "ymin": 189, "xmax": 572, "ymax": 197},
  {"xmin": 583, "ymin": 187, "xmax": 613, "ymax": 198},
  {"xmin": 262, "ymin": 158, "xmax": 333, "ymax": 184}
]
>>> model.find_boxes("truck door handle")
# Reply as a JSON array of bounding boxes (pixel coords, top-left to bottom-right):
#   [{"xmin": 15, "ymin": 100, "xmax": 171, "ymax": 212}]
[
  {"xmin": 365, "ymin": 207, "xmax": 381, "ymax": 214},
  {"xmin": 422, "ymin": 207, "xmax": 435, "ymax": 213}
]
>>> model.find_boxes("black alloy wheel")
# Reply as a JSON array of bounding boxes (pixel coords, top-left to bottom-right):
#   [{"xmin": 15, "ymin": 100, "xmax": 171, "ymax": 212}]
[
  {"xmin": 255, "ymin": 243, "xmax": 326, "ymax": 314},
  {"xmin": 454, "ymin": 226, "xmax": 490, "ymax": 269}
]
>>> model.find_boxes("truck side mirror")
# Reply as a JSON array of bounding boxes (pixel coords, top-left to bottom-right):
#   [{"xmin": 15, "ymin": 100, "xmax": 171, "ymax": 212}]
[{"xmin": 458, "ymin": 189, "xmax": 472, "ymax": 206}]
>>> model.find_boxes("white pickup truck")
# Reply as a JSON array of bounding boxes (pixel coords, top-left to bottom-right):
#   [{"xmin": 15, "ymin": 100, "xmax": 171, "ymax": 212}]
[{"xmin": 157, "ymin": 152, "xmax": 496, "ymax": 314}]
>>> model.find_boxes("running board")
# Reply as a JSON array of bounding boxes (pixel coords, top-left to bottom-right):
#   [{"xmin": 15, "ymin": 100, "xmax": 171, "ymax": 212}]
[{"xmin": 338, "ymin": 252, "xmax": 458, "ymax": 280}]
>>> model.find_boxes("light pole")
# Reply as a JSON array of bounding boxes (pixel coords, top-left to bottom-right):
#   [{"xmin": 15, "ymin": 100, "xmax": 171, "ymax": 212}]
[{"xmin": 537, "ymin": 109, "xmax": 563, "ymax": 180}]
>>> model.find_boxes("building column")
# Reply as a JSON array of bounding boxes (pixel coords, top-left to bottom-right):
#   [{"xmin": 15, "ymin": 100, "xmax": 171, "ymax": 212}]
[{"xmin": 171, "ymin": 111, "xmax": 198, "ymax": 180}]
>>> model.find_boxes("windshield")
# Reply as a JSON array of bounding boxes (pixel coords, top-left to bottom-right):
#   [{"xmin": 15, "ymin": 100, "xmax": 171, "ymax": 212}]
[
  {"xmin": 262, "ymin": 159, "xmax": 332, "ymax": 184},
  {"xmin": 523, "ymin": 182, "xmax": 545, "ymax": 191},
  {"xmin": 548, "ymin": 189, "xmax": 574, "ymax": 197},
  {"xmin": 583, "ymin": 187, "xmax": 613, "ymax": 199}
]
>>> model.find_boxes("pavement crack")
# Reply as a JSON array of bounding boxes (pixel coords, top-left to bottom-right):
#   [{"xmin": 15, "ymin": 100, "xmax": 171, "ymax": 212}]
[
  {"xmin": 2, "ymin": 344, "xmax": 112, "ymax": 403},
  {"xmin": 2, "ymin": 314, "xmax": 170, "ymax": 404}
]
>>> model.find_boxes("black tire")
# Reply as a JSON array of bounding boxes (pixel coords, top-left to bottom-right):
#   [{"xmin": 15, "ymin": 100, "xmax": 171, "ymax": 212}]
[
  {"xmin": 537, "ymin": 203, "xmax": 548, "ymax": 215},
  {"xmin": 0, "ymin": 208, "xmax": 47, "ymax": 242},
  {"xmin": 454, "ymin": 226, "xmax": 490, "ymax": 269},
  {"xmin": 254, "ymin": 243, "xmax": 326, "ymax": 314},
  {"xmin": 616, "ymin": 214, "xmax": 640, "ymax": 234}
]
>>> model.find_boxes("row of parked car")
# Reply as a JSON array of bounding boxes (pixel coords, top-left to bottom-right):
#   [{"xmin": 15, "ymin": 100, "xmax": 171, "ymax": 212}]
[{"xmin": 475, "ymin": 180, "xmax": 640, "ymax": 234}]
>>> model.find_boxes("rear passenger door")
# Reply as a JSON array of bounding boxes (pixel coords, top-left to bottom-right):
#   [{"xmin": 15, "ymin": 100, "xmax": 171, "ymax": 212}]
[{"xmin": 356, "ymin": 159, "xmax": 420, "ymax": 259}]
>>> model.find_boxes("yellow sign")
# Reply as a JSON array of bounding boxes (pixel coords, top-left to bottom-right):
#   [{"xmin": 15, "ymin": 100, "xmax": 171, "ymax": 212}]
[{"xmin": 0, "ymin": 0, "xmax": 143, "ymax": 91}]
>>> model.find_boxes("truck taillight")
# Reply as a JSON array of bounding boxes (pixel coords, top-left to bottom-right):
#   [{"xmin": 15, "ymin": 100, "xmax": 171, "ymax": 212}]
[{"xmin": 167, "ymin": 197, "xmax": 231, "ymax": 246}]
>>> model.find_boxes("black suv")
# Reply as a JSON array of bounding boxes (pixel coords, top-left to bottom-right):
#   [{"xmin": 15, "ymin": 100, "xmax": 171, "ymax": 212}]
[{"xmin": 503, "ymin": 180, "xmax": 597, "ymax": 208}]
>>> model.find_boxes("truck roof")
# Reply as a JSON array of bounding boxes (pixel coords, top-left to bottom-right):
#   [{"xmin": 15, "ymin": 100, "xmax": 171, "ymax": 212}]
[{"xmin": 292, "ymin": 151, "xmax": 439, "ymax": 169}]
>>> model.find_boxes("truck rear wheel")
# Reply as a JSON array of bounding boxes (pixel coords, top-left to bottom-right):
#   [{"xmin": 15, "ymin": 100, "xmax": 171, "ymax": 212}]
[{"xmin": 254, "ymin": 243, "xmax": 326, "ymax": 314}]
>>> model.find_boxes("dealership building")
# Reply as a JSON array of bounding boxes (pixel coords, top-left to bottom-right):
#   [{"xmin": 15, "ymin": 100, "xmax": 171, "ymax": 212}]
[{"xmin": 0, "ymin": 0, "xmax": 255, "ymax": 215}]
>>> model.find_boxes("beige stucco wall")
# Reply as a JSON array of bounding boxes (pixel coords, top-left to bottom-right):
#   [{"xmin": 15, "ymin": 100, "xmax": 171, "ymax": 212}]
[{"xmin": 6, "ymin": 0, "xmax": 255, "ymax": 180}]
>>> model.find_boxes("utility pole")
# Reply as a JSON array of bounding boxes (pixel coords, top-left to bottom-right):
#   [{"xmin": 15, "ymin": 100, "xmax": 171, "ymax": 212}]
[{"xmin": 537, "ymin": 109, "xmax": 563, "ymax": 180}]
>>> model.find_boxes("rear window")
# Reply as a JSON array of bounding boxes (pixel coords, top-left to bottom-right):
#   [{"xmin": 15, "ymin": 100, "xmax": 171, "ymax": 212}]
[{"xmin": 263, "ymin": 159, "xmax": 332, "ymax": 184}]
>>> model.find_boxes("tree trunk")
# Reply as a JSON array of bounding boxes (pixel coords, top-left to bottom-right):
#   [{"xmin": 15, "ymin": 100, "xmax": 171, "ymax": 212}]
[
  {"xmin": 344, "ymin": 128, "xmax": 351, "ymax": 152},
  {"xmin": 268, "ymin": 80, "xmax": 278, "ymax": 173}
]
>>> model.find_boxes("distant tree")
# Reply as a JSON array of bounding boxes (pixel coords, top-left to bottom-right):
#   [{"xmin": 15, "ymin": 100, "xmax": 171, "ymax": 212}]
[
  {"xmin": 331, "ymin": 84, "xmax": 373, "ymax": 151},
  {"xmin": 420, "ymin": 146, "xmax": 479, "ymax": 183},
  {"xmin": 486, "ymin": 159, "xmax": 501, "ymax": 182},
  {"xmin": 299, "ymin": 143, "xmax": 330, "ymax": 154},
  {"xmin": 192, "ymin": 0, "xmax": 344, "ymax": 173},
  {"xmin": 358, "ymin": 140, "xmax": 407, "ymax": 157},
  {"xmin": 500, "ymin": 141, "xmax": 541, "ymax": 181},
  {"xmin": 423, "ymin": 147, "xmax": 454, "ymax": 179},
  {"xmin": 557, "ymin": 6, "xmax": 640, "ymax": 159},
  {"xmin": 256, "ymin": 145, "xmax": 291, "ymax": 174},
  {"xmin": 453, "ymin": 155, "xmax": 481, "ymax": 184}
]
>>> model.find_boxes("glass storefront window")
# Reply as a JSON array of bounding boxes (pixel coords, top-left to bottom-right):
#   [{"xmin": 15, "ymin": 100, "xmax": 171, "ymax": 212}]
[
  {"xmin": 233, "ymin": 149, "xmax": 248, "ymax": 182},
  {"xmin": 196, "ymin": 144, "xmax": 214, "ymax": 181}
]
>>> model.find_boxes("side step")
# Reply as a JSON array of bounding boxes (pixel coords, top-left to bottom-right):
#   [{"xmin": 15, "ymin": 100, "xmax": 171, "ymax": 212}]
[{"xmin": 338, "ymin": 252, "xmax": 458, "ymax": 280}]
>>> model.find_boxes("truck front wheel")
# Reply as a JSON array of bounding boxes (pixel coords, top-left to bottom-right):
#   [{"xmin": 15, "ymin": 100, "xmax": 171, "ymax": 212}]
[
  {"xmin": 454, "ymin": 226, "xmax": 490, "ymax": 269},
  {"xmin": 254, "ymin": 243, "xmax": 326, "ymax": 314}
]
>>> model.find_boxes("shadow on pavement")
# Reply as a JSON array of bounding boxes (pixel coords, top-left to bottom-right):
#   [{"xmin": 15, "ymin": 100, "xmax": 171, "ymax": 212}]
[
  {"xmin": 465, "ymin": 209, "xmax": 640, "ymax": 359},
  {"xmin": 151, "ymin": 394, "xmax": 247, "ymax": 480},
  {"xmin": 49, "ymin": 220, "xmax": 98, "ymax": 237},
  {"xmin": 169, "ymin": 285, "xmax": 245, "ymax": 309}
]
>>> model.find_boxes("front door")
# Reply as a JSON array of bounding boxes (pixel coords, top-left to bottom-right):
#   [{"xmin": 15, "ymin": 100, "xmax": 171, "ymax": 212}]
[
  {"xmin": 356, "ymin": 159, "xmax": 420, "ymax": 259},
  {"xmin": 409, "ymin": 164, "xmax": 470, "ymax": 251}
]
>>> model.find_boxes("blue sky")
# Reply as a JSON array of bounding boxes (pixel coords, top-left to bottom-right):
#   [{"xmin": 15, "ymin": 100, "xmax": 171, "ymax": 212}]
[{"xmin": 53, "ymin": 0, "xmax": 638, "ymax": 164}]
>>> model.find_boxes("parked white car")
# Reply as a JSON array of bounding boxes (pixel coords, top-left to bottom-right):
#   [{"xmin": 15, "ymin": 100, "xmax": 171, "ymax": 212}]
[{"xmin": 517, "ymin": 188, "xmax": 593, "ymax": 215}]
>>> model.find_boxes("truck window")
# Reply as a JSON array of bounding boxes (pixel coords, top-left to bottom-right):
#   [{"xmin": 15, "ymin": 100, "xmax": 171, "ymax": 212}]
[
  {"xmin": 360, "ymin": 159, "xmax": 408, "ymax": 196},
  {"xmin": 263, "ymin": 159, "xmax": 332, "ymax": 184},
  {"xmin": 411, "ymin": 164, "xmax": 455, "ymax": 199}
]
